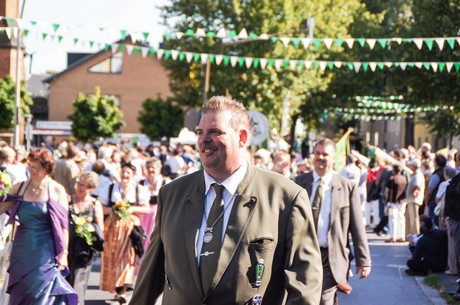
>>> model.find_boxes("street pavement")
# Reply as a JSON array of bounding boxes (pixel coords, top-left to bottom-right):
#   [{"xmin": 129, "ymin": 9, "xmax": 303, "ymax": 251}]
[{"xmin": 84, "ymin": 231, "xmax": 450, "ymax": 305}]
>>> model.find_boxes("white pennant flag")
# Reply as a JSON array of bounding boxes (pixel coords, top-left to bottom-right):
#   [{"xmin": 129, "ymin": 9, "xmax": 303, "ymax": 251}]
[
  {"xmin": 171, "ymin": 50, "xmax": 179, "ymax": 60},
  {"xmin": 319, "ymin": 62, "xmax": 327, "ymax": 71},
  {"xmin": 446, "ymin": 62, "xmax": 454, "ymax": 72},
  {"xmin": 334, "ymin": 61, "xmax": 342, "ymax": 68},
  {"xmin": 259, "ymin": 33, "xmax": 269, "ymax": 40},
  {"xmin": 400, "ymin": 63, "xmax": 407, "ymax": 71},
  {"xmin": 274, "ymin": 59, "xmax": 283, "ymax": 71},
  {"xmin": 196, "ymin": 28, "xmax": 206, "ymax": 37},
  {"xmin": 353, "ymin": 62, "xmax": 361, "ymax": 72},
  {"xmin": 216, "ymin": 29, "xmax": 226, "ymax": 38},
  {"xmin": 366, "ymin": 39, "xmax": 376, "ymax": 49},
  {"xmin": 300, "ymin": 38, "xmax": 311, "ymax": 49},
  {"xmin": 345, "ymin": 38, "xmax": 354, "ymax": 49},
  {"xmin": 5, "ymin": 28, "xmax": 15, "ymax": 39},
  {"xmin": 304, "ymin": 61, "xmax": 312, "ymax": 69},
  {"xmin": 435, "ymin": 38, "xmax": 445, "ymax": 50},
  {"xmin": 260, "ymin": 58, "xmax": 268, "ymax": 69},
  {"xmin": 413, "ymin": 39, "xmax": 423, "ymax": 49},
  {"xmin": 280, "ymin": 37, "xmax": 290, "ymax": 47},
  {"xmin": 215, "ymin": 55, "xmax": 224, "ymax": 65},
  {"xmin": 230, "ymin": 56, "xmax": 238, "ymax": 67},
  {"xmin": 431, "ymin": 62, "xmax": 438, "ymax": 72},
  {"xmin": 245, "ymin": 57, "xmax": 253, "ymax": 69},
  {"xmin": 394, "ymin": 38, "xmax": 402, "ymax": 44},
  {"xmin": 456, "ymin": 38, "xmax": 460, "ymax": 47},
  {"xmin": 238, "ymin": 28, "xmax": 248, "ymax": 39},
  {"xmin": 290, "ymin": 60, "xmax": 297, "ymax": 70},
  {"xmin": 175, "ymin": 32, "xmax": 184, "ymax": 39},
  {"xmin": 414, "ymin": 62, "xmax": 423, "ymax": 69},
  {"xmin": 369, "ymin": 62, "xmax": 377, "ymax": 71},
  {"xmin": 384, "ymin": 62, "xmax": 392, "ymax": 68},
  {"xmin": 111, "ymin": 44, "xmax": 119, "ymax": 53},
  {"xmin": 201, "ymin": 54, "xmax": 208, "ymax": 64},
  {"xmin": 141, "ymin": 47, "xmax": 149, "ymax": 58},
  {"xmin": 323, "ymin": 38, "xmax": 333, "ymax": 49},
  {"xmin": 185, "ymin": 52, "xmax": 193, "ymax": 63},
  {"xmin": 126, "ymin": 45, "xmax": 134, "ymax": 55},
  {"xmin": 156, "ymin": 49, "xmax": 164, "ymax": 59},
  {"xmin": 15, "ymin": 18, "xmax": 25, "ymax": 29}
]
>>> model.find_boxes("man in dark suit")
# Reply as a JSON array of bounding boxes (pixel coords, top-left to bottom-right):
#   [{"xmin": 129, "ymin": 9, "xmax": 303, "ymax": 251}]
[
  {"xmin": 130, "ymin": 96, "xmax": 322, "ymax": 305},
  {"xmin": 294, "ymin": 138, "xmax": 371, "ymax": 305}
]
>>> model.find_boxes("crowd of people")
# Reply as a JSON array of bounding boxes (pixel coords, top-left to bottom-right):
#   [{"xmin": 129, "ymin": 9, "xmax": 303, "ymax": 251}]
[{"xmin": 0, "ymin": 96, "xmax": 458, "ymax": 304}]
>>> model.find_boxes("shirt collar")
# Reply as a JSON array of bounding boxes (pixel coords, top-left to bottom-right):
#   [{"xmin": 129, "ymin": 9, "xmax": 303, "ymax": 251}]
[
  {"xmin": 204, "ymin": 161, "xmax": 249, "ymax": 196},
  {"xmin": 313, "ymin": 170, "xmax": 333, "ymax": 185}
]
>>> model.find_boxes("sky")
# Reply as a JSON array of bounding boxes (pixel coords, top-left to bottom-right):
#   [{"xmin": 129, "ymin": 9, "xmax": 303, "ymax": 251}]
[{"xmin": 21, "ymin": 0, "xmax": 169, "ymax": 75}]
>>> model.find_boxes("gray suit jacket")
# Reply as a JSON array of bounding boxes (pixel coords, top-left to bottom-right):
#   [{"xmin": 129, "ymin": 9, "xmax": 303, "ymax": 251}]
[
  {"xmin": 130, "ymin": 165, "xmax": 322, "ymax": 305},
  {"xmin": 294, "ymin": 171, "xmax": 371, "ymax": 284}
]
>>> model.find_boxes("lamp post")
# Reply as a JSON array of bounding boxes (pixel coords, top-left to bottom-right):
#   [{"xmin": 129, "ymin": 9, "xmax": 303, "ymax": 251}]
[{"xmin": 13, "ymin": 0, "xmax": 26, "ymax": 148}]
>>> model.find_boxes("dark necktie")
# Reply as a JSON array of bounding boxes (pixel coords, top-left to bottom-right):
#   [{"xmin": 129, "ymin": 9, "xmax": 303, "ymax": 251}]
[
  {"xmin": 200, "ymin": 183, "xmax": 225, "ymax": 292},
  {"xmin": 312, "ymin": 178, "xmax": 323, "ymax": 230}
]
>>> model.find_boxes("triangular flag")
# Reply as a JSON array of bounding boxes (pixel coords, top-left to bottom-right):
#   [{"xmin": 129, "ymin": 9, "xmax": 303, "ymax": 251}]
[
  {"xmin": 201, "ymin": 53, "xmax": 208, "ymax": 64},
  {"xmin": 230, "ymin": 56, "xmax": 238, "ymax": 67},
  {"xmin": 291, "ymin": 38, "xmax": 300, "ymax": 48},
  {"xmin": 430, "ymin": 62, "xmax": 438, "ymax": 72},
  {"xmin": 179, "ymin": 52, "xmax": 185, "ymax": 62},
  {"xmin": 185, "ymin": 29, "xmax": 194, "ymax": 36},
  {"xmin": 41, "ymin": 32, "xmax": 48, "ymax": 40},
  {"xmin": 216, "ymin": 29, "xmax": 226, "ymax": 38},
  {"xmin": 353, "ymin": 62, "xmax": 361, "ymax": 72},
  {"xmin": 253, "ymin": 58, "xmax": 260, "ymax": 68},
  {"xmin": 52, "ymin": 23, "xmax": 60, "ymax": 32},
  {"xmin": 304, "ymin": 61, "xmax": 312, "ymax": 69},
  {"xmin": 238, "ymin": 28, "xmax": 248, "ymax": 39},
  {"xmin": 377, "ymin": 63, "xmax": 384, "ymax": 70},
  {"xmin": 126, "ymin": 45, "xmax": 134, "ymax": 55},
  {"xmin": 413, "ymin": 39, "xmax": 423, "ymax": 49},
  {"xmin": 119, "ymin": 44, "xmax": 126, "ymax": 52},
  {"xmin": 356, "ymin": 38, "xmax": 366, "ymax": 47},
  {"xmin": 245, "ymin": 57, "xmax": 253, "ymax": 69},
  {"xmin": 111, "ymin": 44, "xmax": 119, "ymax": 53},
  {"xmin": 289, "ymin": 60, "xmax": 297, "ymax": 70},
  {"xmin": 435, "ymin": 38, "xmax": 445, "ymax": 50},
  {"xmin": 347, "ymin": 62, "xmax": 353, "ymax": 70},
  {"xmin": 280, "ymin": 37, "xmax": 290, "ymax": 47},
  {"xmin": 384, "ymin": 62, "xmax": 392, "ymax": 68},
  {"xmin": 141, "ymin": 47, "xmax": 149, "ymax": 58},
  {"xmin": 267, "ymin": 59, "xmax": 275, "ymax": 68},
  {"xmin": 193, "ymin": 53, "xmax": 201, "ymax": 62},
  {"xmin": 104, "ymin": 44, "xmax": 110, "ymax": 52},
  {"xmin": 423, "ymin": 63, "xmax": 430, "ymax": 70},
  {"xmin": 366, "ymin": 39, "xmax": 376, "ymax": 49},
  {"xmin": 335, "ymin": 39, "xmax": 343, "ymax": 48},
  {"xmin": 274, "ymin": 59, "xmax": 283, "ymax": 71},
  {"xmin": 446, "ymin": 62, "xmax": 453, "ymax": 72},
  {"xmin": 238, "ymin": 57, "xmax": 245, "ymax": 67},
  {"xmin": 377, "ymin": 39, "xmax": 387, "ymax": 48},
  {"xmin": 58, "ymin": 35, "xmax": 64, "ymax": 43},
  {"xmin": 171, "ymin": 50, "xmax": 179, "ymax": 60},
  {"xmin": 400, "ymin": 62, "xmax": 407, "ymax": 71},
  {"xmin": 185, "ymin": 52, "xmax": 193, "ymax": 63},
  {"xmin": 452, "ymin": 63, "xmax": 459, "ymax": 72},
  {"xmin": 446, "ymin": 38, "xmax": 455, "ymax": 50},
  {"xmin": 222, "ymin": 56, "xmax": 229, "ymax": 66},
  {"xmin": 215, "ymin": 55, "xmax": 224, "ymax": 65},
  {"xmin": 175, "ymin": 32, "xmax": 183, "ymax": 40},
  {"xmin": 149, "ymin": 49, "xmax": 157, "ymax": 57},
  {"xmin": 134, "ymin": 47, "xmax": 141, "ymax": 55},
  {"xmin": 206, "ymin": 31, "xmax": 216, "ymax": 38},
  {"xmin": 260, "ymin": 58, "xmax": 268, "ymax": 69},
  {"xmin": 323, "ymin": 38, "xmax": 333, "ymax": 49},
  {"xmin": 15, "ymin": 18, "xmax": 24, "ymax": 29},
  {"xmin": 313, "ymin": 39, "xmax": 321, "ymax": 49},
  {"xmin": 414, "ymin": 62, "xmax": 423, "ymax": 69},
  {"xmin": 319, "ymin": 62, "xmax": 327, "ymax": 71},
  {"xmin": 258, "ymin": 33, "xmax": 269, "ymax": 40},
  {"xmin": 89, "ymin": 40, "xmax": 95, "ymax": 48},
  {"xmin": 120, "ymin": 30, "xmax": 128, "ymax": 40},
  {"xmin": 327, "ymin": 62, "xmax": 334, "ymax": 70},
  {"xmin": 229, "ymin": 30, "xmax": 237, "ymax": 37},
  {"xmin": 438, "ymin": 63, "xmax": 445, "ymax": 73},
  {"xmin": 369, "ymin": 62, "xmax": 377, "ymax": 71},
  {"xmin": 196, "ymin": 28, "xmax": 206, "ymax": 37},
  {"xmin": 345, "ymin": 38, "xmax": 354, "ymax": 49},
  {"xmin": 142, "ymin": 32, "xmax": 150, "ymax": 41},
  {"xmin": 424, "ymin": 38, "xmax": 434, "ymax": 50},
  {"xmin": 334, "ymin": 61, "xmax": 342, "ymax": 68},
  {"xmin": 300, "ymin": 38, "xmax": 311, "ymax": 49}
]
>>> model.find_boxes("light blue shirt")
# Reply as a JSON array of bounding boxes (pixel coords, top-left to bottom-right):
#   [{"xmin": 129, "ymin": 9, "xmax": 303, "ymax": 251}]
[{"xmin": 196, "ymin": 161, "xmax": 248, "ymax": 265}]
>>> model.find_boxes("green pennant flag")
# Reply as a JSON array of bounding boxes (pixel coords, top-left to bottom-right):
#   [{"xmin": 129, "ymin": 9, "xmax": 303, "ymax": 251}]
[
  {"xmin": 185, "ymin": 29, "xmax": 195, "ymax": 36},
  {"xmin": 206, "ymin": 31, "xmax": 216, "ymax": 38},
  {"xmin": 377, "ymin": 39, "xmax": 387, "ymax": 48},
  {"xmin": 446, "ymin": 39, "xmax": 455, "ymax": 50},
  {"xmin": 229, "ymin": 30, "xmax": 237, "ymax": 37},
  {"xmin": 270, "ymin": 37, "xmax": 279, "ymax": 43},
  {"xmin": 104, "ymin": 44, "xmax": 110, "ymax": 52},
  {"xmin": 347, "ymin": 62, "xmax": 353, "ymax": 70},
  {"xmin": 357, "ymin": 38, "xmax": 366, "ymax": 47},
  {"xmin": 223, "ymin": 56, "xmax": 230, "ymax": 66},
  {"xmin": 267, "ymin": 59, "xmax": 275, "ymax": 67},
  {"xmin": 120, "ymin": 30, "xmax": 128, "ymax": 40},
  {"xmin": 134, "ymin": 46, "xmax": 141, "ymax": 55},
  {"xmin": 238, "ymin": 57, "xmax": 245, "ymax": 67},
  {"xmin": 73, "ymin": 38, "xmax": 79, "ymax": 45},
  {"xmin": 394, "ymin": 62, "xmax": 400, "ymax": 68},
  {"xmin": 249, "ymin": 33, "xmax": 258, "ymax": 39},
  {"xmin": 377, "ymin": 63, "xmax": 384, "ymax": 70},
  {"xmin": 149, "ymin": 49, "xmax": 156, "ymax": 57},
  {"xmin": 143, "ymin": 32, "xmax": 149, "ymax": 41},
  {"xmin": 52, "ymin": 23, "xmax": 60, "ymax": 32},
  {"xmin": 327, "ymin": 62, "xmax": 334, "ymax": 70},
  {"xmin": 179, "ymin": 52, "xmax": 185, "ymax": 61},
  {"xmin": 88, "ymin": 40, "xmax": 95, "ymax": 48},
  {"xmin": 283, "ymin": 60, "xmax": 289, "ymax": 69},
  {"xmin": 291, "ymin": 38, "xmax": 300, "ymax": 48},
  {"xmin": 408, "ymin": 63, "xmax": 415, "ymax": 68},
  {"xmin": 298, "ymin": 60, "xmax": 305, "ymax": 68},
  {"xmin": 164, "ymin": 33, "xmax": 172, "ymax": 41},
  {"xmin": 402, "ymin": 38, "xmax": 412, "ymax": 43},
  {"xmin": 455, "ymin": 63, "xmax": 460, "ymax": 72},
  {"xmin": 335, "ymin": 39, "xmax": 343, "ymax": 48},
  {"xmin": 439, "ymin": 63, "xmax": 446, "ymax": 72},
  {"xmin": 42, "ymin": 33, "xmax": 48, "ymax": 40},
  {"xmin": 253, "ymin": 58, "xmax": 260, "ymax": 68},
  {"xmin": 119, "ymin": 44, "xmax": 126, "ymax": 52},
  {"xmin": 424, "ymin": 38, "xmax": 434, "ymax": 50},
  {"xmin": 209, "ymin": 54, "xmax": 215, "ymax": 63},
  {"xmin": 423, "ymin": 63, "xmax": 430, "ymax": 70},
  {"xmin": 30, "ymin": 20, "xmax": 37, "ymax": 26},
  {"xmin": 362, "ymin": 63, "xmax": 369, "ymax": 72},
  {"xmin": 5, "ymin": 17, "xmax": 14, "ymax": 25},
  {"xmin": 313, "ymin": 38, "xmax": 321, "ymax": 49},
  {"xmin": 58, "ymin": 35, "xmax": 63, "ymax": 43},
  {"xmin": 164, "ymin": 50, "xmax": 171, "ymax": 60},
  {"xmin": 193, "ymin": 53, "xmax": 200, "ymax": 62},
  {"xmin": 23, "ymin": 29, "xmax": 29, "ymax": 36},
  {"xmin": 99, "ymin": 27, "xmax": 105, "ymax": 32}
]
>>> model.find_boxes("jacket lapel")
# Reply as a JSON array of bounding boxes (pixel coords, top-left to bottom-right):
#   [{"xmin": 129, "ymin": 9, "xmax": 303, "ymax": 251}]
[
  {"xmin": 329, "ymin": 174, "xmax": 341, "ymax": 228},
  {"xmin": 185, "ymin": 184, "xmax": 206, "ymax": 298}
]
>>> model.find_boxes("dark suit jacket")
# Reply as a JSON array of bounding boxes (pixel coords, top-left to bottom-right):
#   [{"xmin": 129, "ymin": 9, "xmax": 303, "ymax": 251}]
[
  {"xmin": 130, "ymin": 165, "xmax": 322, "ymax": 305},
  {"xmin": 294, "ymin": 171, "xmax": 371, "ymax": 284}
]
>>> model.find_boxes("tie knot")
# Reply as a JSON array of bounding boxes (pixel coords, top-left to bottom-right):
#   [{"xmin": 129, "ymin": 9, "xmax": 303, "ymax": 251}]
[
  {"xmin": 318, "ymin": 178, "xmax": 323, "ymax": 186},
  {"xmin": 212, "ymin": 183, "xmax": 225, "ymax": 197}
]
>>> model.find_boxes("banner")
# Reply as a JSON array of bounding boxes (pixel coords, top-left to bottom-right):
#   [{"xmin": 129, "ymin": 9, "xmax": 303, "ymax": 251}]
[{"xmin": 334, "ymin": 128, "xmax": 353, "ymax": 172}]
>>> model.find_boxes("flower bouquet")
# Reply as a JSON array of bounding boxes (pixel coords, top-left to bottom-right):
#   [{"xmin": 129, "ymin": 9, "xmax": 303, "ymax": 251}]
[
  {"xmin": 71, "ymin": 215, "xmax": 97, "ymax": 246},
  {"xmin": 0, "ymin": 171, "xmax": 12, "ymax": 197},
  {"xmin": 113, "ymin": 199, "xmax": 130, "ymax": 220}
]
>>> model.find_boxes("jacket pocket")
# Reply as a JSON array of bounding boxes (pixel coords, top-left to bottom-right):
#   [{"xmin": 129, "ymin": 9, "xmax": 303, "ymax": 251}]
[{"xmin": 249, "ymin": 238, "xmax": 275, "ymax": 253}]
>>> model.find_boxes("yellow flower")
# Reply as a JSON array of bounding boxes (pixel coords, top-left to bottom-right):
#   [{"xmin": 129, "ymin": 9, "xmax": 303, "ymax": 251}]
[
  {"xmin": 74, "ymin": 216, "xmax": 87, "ymax": 226},
  {"xmin": 0, "ymin": 173, "xmax": 11, "ymax": 186}
]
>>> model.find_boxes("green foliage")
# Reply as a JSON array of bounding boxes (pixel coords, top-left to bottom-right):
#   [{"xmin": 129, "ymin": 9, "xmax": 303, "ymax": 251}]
[
  {"xmin": 0, "ymin": 75, "xmax": 33, "ymax": 130},
  {"xmin": 420, "ymin": 106, "xmax": 460, "ymax": 147},
  {"xmin": 68, "ymin": 87, "xmax": 125, "ymax": 142},
  {"xmin": 138, "ymin": 95, "xmax": 184, "ymax": 141}
]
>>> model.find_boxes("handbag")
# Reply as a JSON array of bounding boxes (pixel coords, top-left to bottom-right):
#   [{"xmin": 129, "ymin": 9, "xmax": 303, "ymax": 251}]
[{"xmin": 130, "ymin": 225, "xmax": 146, "ymax": 258}]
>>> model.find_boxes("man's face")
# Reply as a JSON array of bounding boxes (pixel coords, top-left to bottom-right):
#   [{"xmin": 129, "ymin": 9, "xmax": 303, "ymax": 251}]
[
  {"xmin": 313, "ymin": 144, "xmax": 336, "ymax": 176},
  {"xmin": 197, "ymin": 110, "xmax": 244, "ymax": 182}
]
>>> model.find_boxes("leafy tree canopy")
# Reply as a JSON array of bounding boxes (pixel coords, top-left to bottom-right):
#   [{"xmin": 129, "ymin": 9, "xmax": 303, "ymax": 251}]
[{"xmin": 0, "ymin": 75, "xmax": 33, "ymax": 130}]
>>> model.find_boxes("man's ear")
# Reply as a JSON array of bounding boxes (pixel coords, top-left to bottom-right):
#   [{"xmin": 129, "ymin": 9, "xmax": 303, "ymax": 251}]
[{"xmin": 239, "ymin": 129, "xmax": 248, "ymax": 147}]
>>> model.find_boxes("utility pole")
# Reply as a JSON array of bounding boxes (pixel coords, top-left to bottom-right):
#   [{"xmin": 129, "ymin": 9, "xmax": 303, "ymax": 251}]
[{"xmin": 13, "ymin": 0, "xmax": 26, "ymax": 148}]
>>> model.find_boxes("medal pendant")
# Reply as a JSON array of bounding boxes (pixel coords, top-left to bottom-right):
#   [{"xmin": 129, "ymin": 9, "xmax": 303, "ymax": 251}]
[{"xmin": 203, "ymin": 230, "xmax": 214, "ymax": 244}]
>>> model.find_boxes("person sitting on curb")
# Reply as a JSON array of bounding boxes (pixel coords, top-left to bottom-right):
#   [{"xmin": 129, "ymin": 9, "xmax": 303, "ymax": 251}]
[{"xmin": 405, "ymin": 215, "xmax": 447, "ymax": 276}]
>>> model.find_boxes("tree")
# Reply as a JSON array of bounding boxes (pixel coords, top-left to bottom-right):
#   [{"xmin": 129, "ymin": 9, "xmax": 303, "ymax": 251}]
[
  {"xmin": 0, "ymin": 75, "xmax": 33, "ymax": 130},
  {"xmin": 68, "ymin": 87, "xmax": 124, "ymax": 142},
  {"xmin": 138, "ymin": 95, "xmax": 184, "ymax": 142},
  {"xmin": 420, "ymin": 107, "xmax": 460, "ymax": 148}
]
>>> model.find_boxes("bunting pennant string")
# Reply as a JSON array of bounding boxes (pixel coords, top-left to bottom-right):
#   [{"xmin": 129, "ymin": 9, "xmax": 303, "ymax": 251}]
[{"xmin": 1, "ymin": 16, "xmax": 460, "ymax": 52}]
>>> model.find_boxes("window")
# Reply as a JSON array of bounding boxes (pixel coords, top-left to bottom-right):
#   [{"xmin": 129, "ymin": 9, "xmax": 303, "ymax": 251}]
[{"xmin": 88, "ymin": 52, "xmax": 123, "ymax": 74}]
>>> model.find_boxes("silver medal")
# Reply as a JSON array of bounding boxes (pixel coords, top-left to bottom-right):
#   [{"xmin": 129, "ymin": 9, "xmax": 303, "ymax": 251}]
[{"xmin": 203, "ymin": 229, "xmax": 214, "ymax": 243}]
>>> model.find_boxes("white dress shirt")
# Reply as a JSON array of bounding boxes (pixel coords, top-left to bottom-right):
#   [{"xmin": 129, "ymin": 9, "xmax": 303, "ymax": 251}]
[
  {"xmin": 312, "ymin": 170, "xmax": 333, "ymax": 248},
  {"xmin": 196, "ymin": 161, "xmax": 248, "ymax": 265}
]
